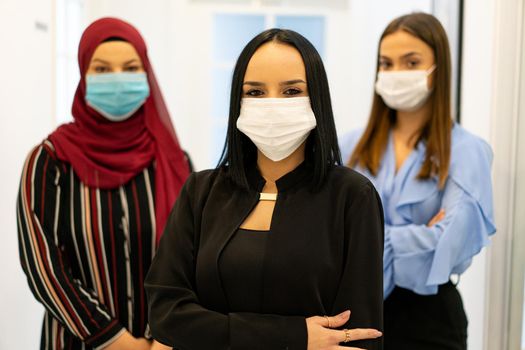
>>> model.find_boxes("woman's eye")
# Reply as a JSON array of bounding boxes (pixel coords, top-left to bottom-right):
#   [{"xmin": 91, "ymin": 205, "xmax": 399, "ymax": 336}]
[
  {"xmin": 407, "ymin": 60, "xmax": 420, "ymax": 68},
  {"xmin": 124, "ymin": 66, "xmax": 140, "ymax": 72},
  {"xmin": 379, "ymin": 61, "xmax": 391, "ymax": 69},
  {"xmin": 94, "ymin": 66, "xmax": 111, "ymax": 73},
  {"xmin": 283, "ymin": 88, "xmax": 302, "ymax": 96},
  {"xmin": 246, "ymin": 89, "xmax": 264, "ymax": 97}
]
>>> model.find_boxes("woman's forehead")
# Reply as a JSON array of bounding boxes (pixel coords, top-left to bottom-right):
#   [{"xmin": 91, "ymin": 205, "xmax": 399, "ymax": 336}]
[
  {"xmin": 244, "ymin": 42, "xmax": 306, "ymax": 82},
  {"xmin": 380, "ymin": 31, "xmax": 433, "ymax": 58},
  {"xmin": 90, "ymin": 41, "xmax": 142, "ymax": 64}
]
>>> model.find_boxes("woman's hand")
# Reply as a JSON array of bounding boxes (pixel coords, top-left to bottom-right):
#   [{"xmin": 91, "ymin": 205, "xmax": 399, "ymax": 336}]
[
  {"xmin": 151, "ymin": 340, "xmax": 172, "ymax": 350},
  {"xmin": 103, "ymin": 331, "xmax": 151, "ymax": 350},
  {"xmin": 306, "ymin": 310, "xmax": 382, "ymax": 350},
  {"xmin": 427, "ymin": 209, "xmax": 446, "ymax": 227}
]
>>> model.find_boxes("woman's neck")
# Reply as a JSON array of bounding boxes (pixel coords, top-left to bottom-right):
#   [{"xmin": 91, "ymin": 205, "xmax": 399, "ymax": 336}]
[
  {"xmin": 257, "ymin": 143, "xmax": 306, "ymax": 193},
  {"xmin": 394, "ymin": 102, "xmax": 431, "ymax": 148}
]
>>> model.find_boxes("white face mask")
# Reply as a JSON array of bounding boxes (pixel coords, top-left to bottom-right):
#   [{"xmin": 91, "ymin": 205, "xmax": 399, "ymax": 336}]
[
  {"xmin": 375, "ymin": 65, "xmax": 436, "ymax": 112},
  {"xmin": 236, "ymin": 96, "xmax": 317, "ymax": 162}
]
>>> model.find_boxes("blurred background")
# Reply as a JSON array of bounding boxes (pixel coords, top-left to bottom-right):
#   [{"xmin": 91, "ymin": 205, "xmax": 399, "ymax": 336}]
[{"xmin": 1, "ymin": 0, "xmax": 524, "ymax": 349}]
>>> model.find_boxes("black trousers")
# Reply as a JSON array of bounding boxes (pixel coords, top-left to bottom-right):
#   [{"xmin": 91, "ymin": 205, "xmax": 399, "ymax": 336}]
[{"xmin": 384, "ymin": 282, "xmax": 468, "ymax": 350}]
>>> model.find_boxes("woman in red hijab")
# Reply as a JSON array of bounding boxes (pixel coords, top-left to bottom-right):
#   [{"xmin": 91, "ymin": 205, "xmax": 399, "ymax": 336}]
[{"xmin": 17, "ymin": 18, "xmax": 189, "ymax": 350}]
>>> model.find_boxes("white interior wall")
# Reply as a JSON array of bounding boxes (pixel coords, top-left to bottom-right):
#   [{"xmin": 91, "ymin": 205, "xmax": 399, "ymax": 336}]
[
  {"xmin": 0, "ymin": 0, "xmax": 55, "ymax": 349},
  {"xmin": 456, "ymin": 0, "xmax": 496, "ymax": 349},
  {"xmin": 482, "ymin": 0, "xmax": 525, "ymax": 348}
]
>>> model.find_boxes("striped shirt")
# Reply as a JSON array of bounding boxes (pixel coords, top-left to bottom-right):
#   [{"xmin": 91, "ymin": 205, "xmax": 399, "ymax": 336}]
[{"xmin": 17, "ymin": 140, "xmax": 157, "ymax": 350}]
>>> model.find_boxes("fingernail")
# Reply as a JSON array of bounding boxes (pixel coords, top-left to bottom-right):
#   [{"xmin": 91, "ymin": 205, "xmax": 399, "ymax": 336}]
[
  {"xmin": 375, "ymin": 331, "xmax": 383, "ymax": 337},
  {"xmin": 340, "ymin": 310, "xmax": 351, "ymax": 318}
]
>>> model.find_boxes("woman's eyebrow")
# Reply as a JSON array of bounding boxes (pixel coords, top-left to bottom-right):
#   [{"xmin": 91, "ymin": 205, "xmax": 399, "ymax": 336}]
[
  {"xmin": 243, "ymin": 81, "xmax": 265, "ymax": 86},
  {"xmin": 401, "ymin": 51, "xmax": 422, "ymax": 59},
  {"xmin": 123, "ymin": 59, "xmax": 140, "ymax": 65},
  {"xmin": 280, "ymin": 79, "xmax": 307, "ymax": 86},
  {"xmin": 91, "ymin": 58, "xmax": 110, "ymax": 64}
]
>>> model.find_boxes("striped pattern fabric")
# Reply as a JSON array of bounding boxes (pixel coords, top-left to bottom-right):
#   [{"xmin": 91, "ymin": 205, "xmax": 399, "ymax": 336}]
[{"xmin": 17, "ymin": 140, "xmax": 156, "ymax": 350}]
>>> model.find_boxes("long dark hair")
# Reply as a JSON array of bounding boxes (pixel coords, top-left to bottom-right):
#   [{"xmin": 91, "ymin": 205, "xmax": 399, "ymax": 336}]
[
  {"xmin": 348, "ymin": 13, "xmax": 453, "ymax": 188},
  {"xmin": 218, "ymin": 28, "xmax": 341, "ymax": 190}
]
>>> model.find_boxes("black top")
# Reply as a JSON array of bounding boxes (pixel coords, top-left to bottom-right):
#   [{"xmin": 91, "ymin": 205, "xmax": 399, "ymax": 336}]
[
  {"xmin": 220, "ymin": 228, "xmax": 270, "ymax": 313},
  {"xmin": 145, "ymin": 161, "xmax": 385, "ymax": 350}
]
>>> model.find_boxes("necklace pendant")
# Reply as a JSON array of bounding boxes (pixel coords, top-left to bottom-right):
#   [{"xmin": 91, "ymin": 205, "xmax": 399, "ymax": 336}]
[{"xmin": 259, "ymin": 192, "xmax": 278, "ymax": 201}]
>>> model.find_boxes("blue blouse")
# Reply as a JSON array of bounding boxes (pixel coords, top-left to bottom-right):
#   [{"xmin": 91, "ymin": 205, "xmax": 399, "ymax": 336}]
[{"xmin": 340, "ymin": 125, "xmax": 496, "ymax": 298}]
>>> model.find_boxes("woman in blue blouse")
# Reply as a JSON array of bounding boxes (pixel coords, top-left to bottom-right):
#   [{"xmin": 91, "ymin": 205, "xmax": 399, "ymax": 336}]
[{"xmin": 340, "ymin": 13, "xmax": 496, "ymax": 349}]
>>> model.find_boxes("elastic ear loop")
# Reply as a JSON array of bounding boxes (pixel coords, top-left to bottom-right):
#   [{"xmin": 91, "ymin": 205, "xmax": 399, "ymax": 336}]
[{"xmin": 426, "ymin": 64, "xmax": 437, "ymax": 75}]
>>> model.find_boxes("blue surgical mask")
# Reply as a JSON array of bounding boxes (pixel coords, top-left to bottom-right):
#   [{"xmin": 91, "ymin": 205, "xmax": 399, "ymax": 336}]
[{"xmin": 85, "ymin": 72, "xmax": 150, "ymax": 122}]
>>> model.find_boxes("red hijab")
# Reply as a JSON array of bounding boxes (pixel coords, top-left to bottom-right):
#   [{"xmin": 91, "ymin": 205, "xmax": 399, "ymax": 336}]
[{"xmin": 49, "ymin": 17, "xmax": 189, "ymax": 244}]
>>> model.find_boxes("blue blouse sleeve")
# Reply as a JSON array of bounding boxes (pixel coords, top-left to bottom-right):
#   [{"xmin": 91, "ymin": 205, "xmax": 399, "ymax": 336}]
[{"xmin": 384, "ymin": 130, "xmax": 496, "ymax": 297}]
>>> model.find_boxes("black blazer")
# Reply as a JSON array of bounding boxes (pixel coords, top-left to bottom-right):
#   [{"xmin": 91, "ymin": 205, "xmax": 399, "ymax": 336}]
[{"xmin": 145, "ymin": 162, "xmax": 384, "ymax": 350}]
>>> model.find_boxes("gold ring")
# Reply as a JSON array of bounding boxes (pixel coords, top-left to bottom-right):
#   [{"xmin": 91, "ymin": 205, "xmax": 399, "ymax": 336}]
[
  {"xmin": 343, "ymin": 329, "xmax": 351, "ymax": 343},
  {"xmin": 324, "ymin": 315, "xmax": 331, "ymax": 328}
]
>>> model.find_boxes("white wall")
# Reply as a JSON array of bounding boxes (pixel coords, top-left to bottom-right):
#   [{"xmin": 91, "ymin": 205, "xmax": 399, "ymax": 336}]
[
  {"xmin": 481, "ymin": 0, "xmax": 525, "ymax": 348},
  {"xmin": 0, "ymin": 0, "xmax": 55, "ymax": 349},
  {"xmin": 455, "ymin": 1, "xmax": 496, "ymax": 350}
]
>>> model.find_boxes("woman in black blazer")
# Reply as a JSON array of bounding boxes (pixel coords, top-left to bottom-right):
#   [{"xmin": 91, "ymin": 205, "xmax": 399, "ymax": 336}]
[{"xmin": 145, "ymin": 29, "xmax": 384, "ymax": 350}]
